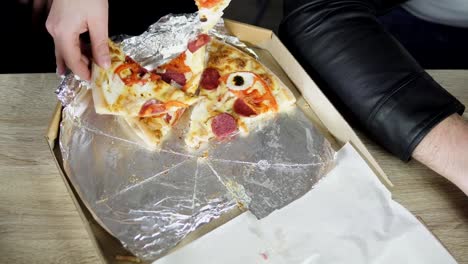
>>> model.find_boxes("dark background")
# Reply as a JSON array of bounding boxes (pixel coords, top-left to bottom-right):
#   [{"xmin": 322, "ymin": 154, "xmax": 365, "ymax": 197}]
[
  {"xmin": 1, "ymin": 0, "xmax": 282, "ymax": 74},
  {"xmin": 3, "ymin": 0, "xmax": 467, "ymax": 73}
]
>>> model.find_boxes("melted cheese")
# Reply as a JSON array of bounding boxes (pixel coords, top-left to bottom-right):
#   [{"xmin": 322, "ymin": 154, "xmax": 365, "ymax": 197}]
[
  {"xmin": 103, "ymin": 74, "xmax": 126, "ymax": 105},
  {"xmin": 91, "ymin": 41, "xmax": 200, "ymax": 118},
  {"xmin": 185, "ymin": 99, "xmax": 213, "ymax": 149}
]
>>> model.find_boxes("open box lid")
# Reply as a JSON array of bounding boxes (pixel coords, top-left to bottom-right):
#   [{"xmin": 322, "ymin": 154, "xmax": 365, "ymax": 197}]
[{"xmin": 45, "ymin": 20, "xmax": 395, "ymax": 263}]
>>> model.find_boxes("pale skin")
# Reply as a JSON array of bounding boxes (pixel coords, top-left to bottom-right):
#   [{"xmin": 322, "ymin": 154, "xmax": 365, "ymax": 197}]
[
  {"xmin": 413, "ymin": 114, "xmax": 468, "ymax": 195},
  {"xmin": 45, "ymin": 0, "xmax": 110, "ymax": 80},
  {"xmin": 45, "ymin": 0, "xmax": 468, "ymax": 195}
]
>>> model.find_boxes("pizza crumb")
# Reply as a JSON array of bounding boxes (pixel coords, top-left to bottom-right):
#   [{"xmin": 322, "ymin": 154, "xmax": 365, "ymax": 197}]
[
  {"xmin": 236, "ymin": 201, "xmax": 246, "ymax": 211},
  {"xmin": 129, "ymin": 174, "xmax": 141, "ymax": 184}
]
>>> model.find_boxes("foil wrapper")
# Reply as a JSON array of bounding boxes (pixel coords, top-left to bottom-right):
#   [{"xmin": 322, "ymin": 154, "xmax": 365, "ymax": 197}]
[
  {"xmin": 57, "ymin": 14, "xmax": 336, "ymax": 261},
  {"xmin": 121, "ymin": 13, "xmax": 201, "ymax": 70},
  {"xmin": 55, "ymin": 72, "xmax": 89, "ymax": 107}
]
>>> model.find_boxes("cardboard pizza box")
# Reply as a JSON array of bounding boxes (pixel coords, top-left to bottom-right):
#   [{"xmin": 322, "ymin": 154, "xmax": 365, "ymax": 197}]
[{"xmin": 46, "ymin": 20, "xmax": 395, "ymax": 263}]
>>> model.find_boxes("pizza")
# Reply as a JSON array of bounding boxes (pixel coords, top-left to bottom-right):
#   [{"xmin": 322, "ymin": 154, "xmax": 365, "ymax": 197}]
[
  {"xmin": 91, "ymin": 41, "xmax": 198, "ymax": 117},
  {"xmin": 184, "ymin": 39, "xmax": 296, "ymax": 149},
  {"xmin": 91, "ymin": 40, "xmax": 204, "ymax": 149},
  {"xmin": 154, "ymin": 34, "xmax": 211, "ymax": 95},
  {"xmin": 120, "ymin": 34, "xmax": 213, "ymax": 148},
  {"xmin": 91, "ymin": 35, "xmax": 296, "ymax": 150},
  {"xmin": 195, "ymin": 0, "xmax": 232, "ymax": 31}
]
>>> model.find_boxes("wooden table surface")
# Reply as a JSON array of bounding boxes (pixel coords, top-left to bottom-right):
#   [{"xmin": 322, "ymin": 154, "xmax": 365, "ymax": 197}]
[{"xmin": 0, "ymin": 71, "xmax": 466, "ymax": 263}]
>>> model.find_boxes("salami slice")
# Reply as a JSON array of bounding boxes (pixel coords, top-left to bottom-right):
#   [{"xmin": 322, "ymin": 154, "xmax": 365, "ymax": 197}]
[
  {"xmin": 139, "ymin": 99, "xmax": 165, "ymax": 116},
  {"xmin": 211, "ymin": 113, "xmax": 237, "ymax": 138},
  {"xmin": 200, "ymin": 68, "xmax": 220, "ymax": 90},
  {"xmin": 188, "ymin": 34, "xmax": 211, "ymax": 53},
  {"xmin": 161, "ymin": 70, "xmax": 187, "ymax": 87},
  {"xmin": 233, "ymin": 98, "xmax": 257, "ymax": 117}
]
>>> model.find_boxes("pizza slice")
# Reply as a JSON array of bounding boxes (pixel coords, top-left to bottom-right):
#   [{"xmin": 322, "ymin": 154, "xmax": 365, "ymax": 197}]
[
  {"xmin": 155, "ymin": 34, "xmax": 211, "ymax": 95},
  {"xmin": 124, "ymin": 101, "xmax": 187, "ymax": 149},
  {"xmin": 121, "ymin": 34, "xmax": 213, "ymax": 149},
  {"xmin": 185, "ymin": 39, "xmax": 296, "ymax": 149},
  {"xmin": 194, "ymin": 0, "xmax": 232, "ymax": 32},
  {"xmin": 91, "ymin": 40, "xmax": 198, "ymax": 117}
]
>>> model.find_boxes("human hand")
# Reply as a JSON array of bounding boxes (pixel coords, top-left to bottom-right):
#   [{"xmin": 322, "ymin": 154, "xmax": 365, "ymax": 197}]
[{"xmin": 46, "ymin": 0, "xmax": 110, "ymax": 80}]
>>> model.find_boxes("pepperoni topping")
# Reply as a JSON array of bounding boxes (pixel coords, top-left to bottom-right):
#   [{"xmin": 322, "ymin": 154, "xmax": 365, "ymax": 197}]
[
  {"xmin": 200, "ymin": 68, "xmax": 220, "ymax": 90},
  {"xmin": 139, "ymin": 99, "xmax": 166, "ymax": 116},
  {"xmin": 161, "ymin": 70, "xmax": 187, "ymax": 87},
  {"xmin": 234, "ymin": 98, "xmax": 257, "ymax": 117},
  {"xmin": 211, "ymin": 113, "xmax": 237, "ymax": 138},
  {"xmin": 188, "ymin": 34, "xmax": 211, "ymax": 53}
]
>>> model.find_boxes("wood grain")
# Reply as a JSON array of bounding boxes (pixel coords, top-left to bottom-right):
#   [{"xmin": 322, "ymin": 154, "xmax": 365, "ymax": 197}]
[
  {"xmin": 0, "ymin": 74, "xmax": 100, "ymax": 263},
  {"xmin": 0, "ymin": 72, "xmax": 466, "ymax": 263}
]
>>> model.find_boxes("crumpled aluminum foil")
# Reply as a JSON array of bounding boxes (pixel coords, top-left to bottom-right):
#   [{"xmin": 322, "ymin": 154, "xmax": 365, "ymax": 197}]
[
  {"xmin": 55, "ymin": 71, "xmax": 89, "ymax": 107},
  {"xmin": 122, "ymin": 13, "xmax": 201, "ymax": 71},
  {"xmin": 57, "ymin": 13, "xmax": 336, "ymax": 261},
  {"xmin": 121, "ymin": 13, "xmax": 257, "ymax": 70}
]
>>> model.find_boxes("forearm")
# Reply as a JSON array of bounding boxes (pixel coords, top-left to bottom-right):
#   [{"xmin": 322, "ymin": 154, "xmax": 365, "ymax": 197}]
[{"xmin": 413, "ymin": 114, "xmax": 468, "ymax": 195}]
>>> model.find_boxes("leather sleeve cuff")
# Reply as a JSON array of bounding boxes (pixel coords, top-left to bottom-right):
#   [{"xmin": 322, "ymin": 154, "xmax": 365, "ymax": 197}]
[{"xmin": 368, "ymin": 71, "xmax": 465, "ymax": 161}]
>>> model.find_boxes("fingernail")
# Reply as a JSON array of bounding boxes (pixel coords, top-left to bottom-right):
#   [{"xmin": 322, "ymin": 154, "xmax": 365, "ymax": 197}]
[
  {"xmin": 101, "ymin": 56, "xmax": 111, "ymax": 69},
  {"xmin": 56, "ymin": 67, "xmax": 65, "ymax": 78}
]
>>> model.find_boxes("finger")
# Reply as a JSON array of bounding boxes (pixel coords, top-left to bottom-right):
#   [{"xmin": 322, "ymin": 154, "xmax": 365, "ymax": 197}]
[
  {"xmin": 88, "ymin": 12, "xmax": 110, "ymax": 69},
  {"xmin": 55, "ymin": 48, "xmax": 66, "ymax": 76},
  {"xmin": 55, "ymin": 33, "xmax": 91, "ymax": 80}
]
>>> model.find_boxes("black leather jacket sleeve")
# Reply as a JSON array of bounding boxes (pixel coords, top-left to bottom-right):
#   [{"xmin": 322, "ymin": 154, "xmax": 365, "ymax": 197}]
[{"xmin": 279, "ymin": 0, "xmax": 465, "ymax": 161}]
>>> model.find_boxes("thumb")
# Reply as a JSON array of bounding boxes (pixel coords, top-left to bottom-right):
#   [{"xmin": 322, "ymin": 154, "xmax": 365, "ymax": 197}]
[{"xmin": 89, "ymin": 17, "xmax": 110, "ymax": 69}]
